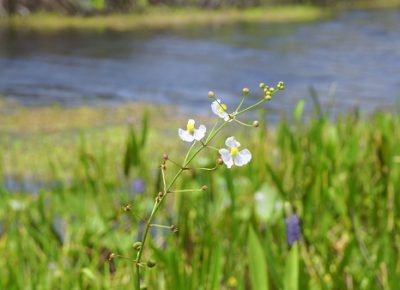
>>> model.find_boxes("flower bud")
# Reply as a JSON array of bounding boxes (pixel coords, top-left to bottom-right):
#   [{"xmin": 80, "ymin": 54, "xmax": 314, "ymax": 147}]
[
  {"xmin": 264, "ymin": 90, "xmax": 272, "ymax": 100},
  {"xmin": 161, "ymin": 164, "xmax": 166, "ymax": 170},
  {"xmin": 259, "ymin": 82, "xmax": 265, "ymax": 89},
  {"xmin": 162, "ymin": 153, "xmax": 168, "ymax": 160},
  {"xmin": 156, "ymin": 191, "xmax": 164, "ymax": 203},
  {"xmin": 201, "ymin": 185, "xmax": 208, "ymax": 191},
  {"xmin": 217, "ymin": 158, "xmax": 224, "ymax": 165},
  {"xmin": 253, "ymin": 120, "xmax": 259, "ymax": 128},
  {"xmin": 147, "ymin": 260, "xmax": 156, "ymax": 268},
  {"xmin": 123, "ymin": 204, "xmax": 132, "ymax": 212},
  {"xmin": 171, "ymin": 225, "xmax": 179, "ymax": 234},
  {"xmin": 208, "ymin": 91, "xmax": 215, "ymax": 98},
  {"xmin": 108, "ymin": 253, "xmax": 116, "ymax": 261},
  {"xmin": 133, "ymin": 242, "xmax": 142, "ymax": 251},
  {"xmin": 277, "ymin": 81, "xmax": 285, "ymax": 90},
  {"xmin": 269, "ymin": 87, "xmax": 275, "ymax": 92},
  {"xmin": 242, "ymin": 87, "xmax": 250, "ymax": 95}
]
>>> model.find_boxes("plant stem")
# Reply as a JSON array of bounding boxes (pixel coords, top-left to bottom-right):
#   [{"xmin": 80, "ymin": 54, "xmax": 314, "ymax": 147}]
[
  {"xmin": 134, "ymin": 121, "xmax": 228, "ymax": 288},
  {"xmin": 134, "ymin": 96, "xmax": 264, "ymax": 288}
]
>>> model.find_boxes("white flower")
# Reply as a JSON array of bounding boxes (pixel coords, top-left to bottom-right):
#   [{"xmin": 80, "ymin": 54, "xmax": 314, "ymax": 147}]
[
  {"xmin": 211, "ymin": 99, "xmax": 230, "ymax": 121},
  {"xmin": 219, "ymin": 136, "xmax": 252, "ymax": 168},
  {"xmin": 178, "ymin": 119, "xmax": 206, "ymax": 142}
]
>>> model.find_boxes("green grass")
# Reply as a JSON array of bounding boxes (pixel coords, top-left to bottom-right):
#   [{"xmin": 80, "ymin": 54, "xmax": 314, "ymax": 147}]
[
  {"xmin": 0, "ymin": 6, "xmax": 329, "ymax": 32},
  {"xmin": 1, "ymin": 101, "xmax": 400, "ymax": 289}
]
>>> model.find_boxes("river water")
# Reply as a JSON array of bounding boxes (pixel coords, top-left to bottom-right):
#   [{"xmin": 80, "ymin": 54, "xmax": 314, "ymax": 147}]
[{"xmin": 0, "ymin": 9, "xmax": 399, "ymax": 116}]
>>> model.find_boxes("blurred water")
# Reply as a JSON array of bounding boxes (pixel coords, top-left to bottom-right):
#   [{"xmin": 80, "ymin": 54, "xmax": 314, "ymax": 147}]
[{"xmin": 0, "ymin": 9, "xmax": 399, "ymax": 116}]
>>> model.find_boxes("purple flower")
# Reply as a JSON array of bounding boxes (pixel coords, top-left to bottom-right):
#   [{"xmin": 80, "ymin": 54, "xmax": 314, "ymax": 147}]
[
  {"xmin": 132, "ymin": 178, "xmax": 145, "ymax": 194},
  {"xmin": 285, "ymin": 214, "xmax": 301, "ymax": 247}
]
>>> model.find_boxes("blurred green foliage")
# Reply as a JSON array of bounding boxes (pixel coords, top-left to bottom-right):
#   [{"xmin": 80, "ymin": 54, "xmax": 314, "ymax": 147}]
[{"xmin": 0, "ymin": 99, "xmax": 399, "ymax": 289}]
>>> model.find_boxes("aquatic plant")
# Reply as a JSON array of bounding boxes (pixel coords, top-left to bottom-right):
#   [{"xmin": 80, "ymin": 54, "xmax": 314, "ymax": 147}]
[{"xmin": 120, "ymin": 82, "xmax": 285, "ymax": 289}]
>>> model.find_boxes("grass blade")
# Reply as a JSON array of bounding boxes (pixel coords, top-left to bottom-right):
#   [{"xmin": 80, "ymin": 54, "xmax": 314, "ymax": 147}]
[{"xmin": 248, "ymin": 226, "xmax": 269, "ymax": 290}]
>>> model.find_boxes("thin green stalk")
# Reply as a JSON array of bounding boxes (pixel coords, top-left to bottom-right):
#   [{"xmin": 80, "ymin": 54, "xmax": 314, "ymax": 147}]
[
  {"xmin": 161, "ymin": 167, "xmax": 167, "ymax": 192},
  {"xmin": 237, "ymin": 98, "xmax": 267, "ymax": 115},
  {"xmin": 183, "ymin": 141, "xmax": 197, "ymax": 164},
  {"xmin": 234, "ymin": 118, "xmax": 254, "ymax": 127},
  {"xmin": 134, "ymin": 121, "xmax": 228, "ymax": 288},
  {"xmin": 172, "ymin": 188, "xmax": 204, "ymax": 193},
  {"xmin": 205, "ymin": 121, "xmax": 220, "ymax": 143},
  {"xmin": 234, "ymin": 95, "xmax": 246, "ymax": 112}
]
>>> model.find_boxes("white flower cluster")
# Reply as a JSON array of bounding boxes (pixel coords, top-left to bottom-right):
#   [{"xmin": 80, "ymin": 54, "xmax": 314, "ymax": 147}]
[{"xmin": 178, "ymin": 98, "xmax": 252, "ymax": 168}]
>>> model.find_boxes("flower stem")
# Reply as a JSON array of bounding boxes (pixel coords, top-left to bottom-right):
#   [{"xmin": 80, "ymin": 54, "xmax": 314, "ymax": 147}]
[
  {"xmin": 134, "ymin": 121, "xmax": 228, "ymax": 289},
  {"xmin": 134, "ymin": 92, "xmax": 268, "ymax": 288}
]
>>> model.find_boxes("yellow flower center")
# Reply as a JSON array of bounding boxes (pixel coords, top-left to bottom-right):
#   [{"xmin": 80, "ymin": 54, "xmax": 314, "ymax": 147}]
[
  {"xmin": 187, "ymin": 122, "xmax": 195, "ymax": 134},
  {"xmin": 219, "ymin": 104, "xmax": 227, "ymax": 113},
  {"xmin": 230, "ymin": 147, "xmax": 239, "ymax": 156}
]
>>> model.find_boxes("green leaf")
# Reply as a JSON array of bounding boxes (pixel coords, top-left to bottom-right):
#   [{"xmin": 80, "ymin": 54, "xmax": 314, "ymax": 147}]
[
  {"xmin": 284, "ymin": 242, "xmax": 299, "ymax": 290},
  {"xmin": 309, "ymin": 86, "xmax": 322, "ymax": 119},
  {"xmin": 140, "ymin": 110, "xmax": 149, "ymax": 148},
  {"xmin": 293, "ymin": 99, "xmax": 305, "ymax": 121},
  {"xmin": 81, "ymin": 267, "xmax": 97, "ymax": 282},
  {"xmin": 123, "ymin": 127, "xmax": 140, "ymax": 177},
  {"xmin": 209, "ymin": 245, "xmax": 223, "ymax": 290},
  {"xmin": 248, "ymin": 226, "xmax": 269, "ymax": 290}
]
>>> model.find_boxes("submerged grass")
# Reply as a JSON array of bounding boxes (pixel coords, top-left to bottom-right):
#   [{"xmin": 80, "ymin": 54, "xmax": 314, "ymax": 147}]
[
  {"xmin": 0, "ymin": 6, "xmax": 329, "ymax": 32},
  {"xmin": 1, "ymin": 102, "xmax": 400, "ymax": 289}
]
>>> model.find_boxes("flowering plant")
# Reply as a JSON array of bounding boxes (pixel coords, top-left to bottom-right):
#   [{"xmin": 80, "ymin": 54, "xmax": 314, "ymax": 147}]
[{"xmin": 115, "ymin": 81, "xmax": 284, "ymax": 289}]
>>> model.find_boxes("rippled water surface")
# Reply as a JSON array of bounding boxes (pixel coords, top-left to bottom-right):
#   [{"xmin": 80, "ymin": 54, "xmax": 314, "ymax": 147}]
[{"xmin": 1, "ymin": 9, "xmax": 399, "ymax": 115}]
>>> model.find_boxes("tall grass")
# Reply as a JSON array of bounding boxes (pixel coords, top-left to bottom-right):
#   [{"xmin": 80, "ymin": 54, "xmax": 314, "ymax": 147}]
[{"xmin": 0, "ymin": 101, "xmax": 399, "ymax": 289}]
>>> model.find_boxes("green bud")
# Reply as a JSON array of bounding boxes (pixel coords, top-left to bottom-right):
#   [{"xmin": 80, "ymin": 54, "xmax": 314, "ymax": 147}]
[
  {"xmin": 147, "ymin": 260, "xmax": 156, "ymax": 268},
  {"xmin": 264, "ymin": 94, "xmax": 272, "ymax": 100},
  {"xmin": 133, "ymin": 242, "xmax": 142, "ymax": 251},
  {"xmin": 269, "ymin": 87, "xmax": 275, "ymax": 92},
  {"xmin": 242, "ymin": 87, "xmax": 250, "ymax": 95},
  {"xmin": 252, "ymin": 120, "xmax": 259, "ymax": 128},
  {"xmin": 259, "ymin": 82, "xmax": 265, "ymax": 89},
  {"xmin": 277, "ymin": 81, "xmax": 285, "ymax": 90},
  {"xmin": 208, "ymin": 91, "xmax": 215, "ymax": 98}
]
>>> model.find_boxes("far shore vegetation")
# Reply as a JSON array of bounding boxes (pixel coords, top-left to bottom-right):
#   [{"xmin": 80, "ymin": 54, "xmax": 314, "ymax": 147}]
[
  {"xmin": 1, "ymin": 1, "xmax": 399, "ymax": 32},
  {"xmin": 1, "ymin": 6, "xmax": 331, "ymax": 32}
]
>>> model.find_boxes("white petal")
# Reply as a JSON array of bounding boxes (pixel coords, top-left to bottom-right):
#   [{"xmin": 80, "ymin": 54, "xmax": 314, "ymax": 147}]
[
  {"xmin": 225, "ymin": 136, "xmax": 241, "ymax": 148},
  {"xmin": 219, "ymin": 148, "xmax": 233, "ymax": 168},
  {"xmin": 178, "ymin": 128, "xmax": 195, "ymax": 142},
  {"xmin": 193, "ymin": 124, "xmax": 206, "ymax": 140},
  {"xmin": 211, "ymin": 100, "xmax": 220, "ymax": 116},
  {"xmin": 211, "ymin": 100, "xmax": 230, "ymax": 120},
  {"xmin": 188, "ymin": 119, "xmax": 195, "ymax": 126},
  {"xmin": 234, "ymin": 149, "xmax": 252, "ymax": 166}
]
